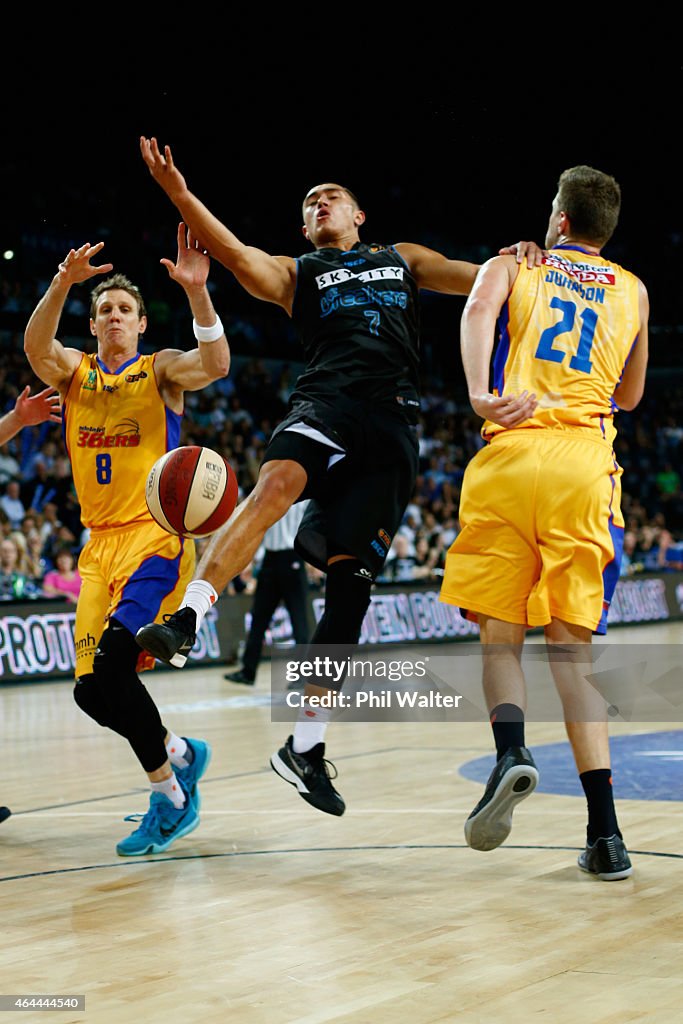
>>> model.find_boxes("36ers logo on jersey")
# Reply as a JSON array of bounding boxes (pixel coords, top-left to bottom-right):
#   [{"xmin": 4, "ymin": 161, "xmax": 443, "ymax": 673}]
[{"xmin": 77, "ymin": 419, "xmax": 141, "ymax": 448}]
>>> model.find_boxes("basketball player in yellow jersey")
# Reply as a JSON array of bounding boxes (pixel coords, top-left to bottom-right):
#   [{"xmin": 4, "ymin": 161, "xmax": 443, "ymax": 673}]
[
  {"xmin": 23, "ymin": 225, "xmax": 230, "ymax": 856},
  {"xmin": 441, "ymin": 166, "xmax": 649, "ymax": 880}
]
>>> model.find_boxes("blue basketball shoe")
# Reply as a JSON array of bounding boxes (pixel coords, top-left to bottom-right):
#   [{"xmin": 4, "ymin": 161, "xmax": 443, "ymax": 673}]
[
  {"xmin": 173, "ymin": 738, "xmax": 212, "ymax": 812},
  {"xmin": 117, "ymin": 775, "xmax": 199, "ymax": 856}
]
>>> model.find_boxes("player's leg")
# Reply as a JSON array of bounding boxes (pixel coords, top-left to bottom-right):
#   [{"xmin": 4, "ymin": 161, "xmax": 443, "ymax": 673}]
[
  {"xmin": 270, "ymin": 550, "xmax": 373, "ymax": 816},
  {"xmin": 439, "ymin": 438, "xmax": 544, "ymax": 850},
  {"xmin": 72, "ymin": 540, "xmax": 120, "ymax": 732},
  {"xmin": 136, "ymin": 458, "xmax": 308, "ymax": 666},
  {"xmin": 537, "ymin": 438, "xmax": 631, "ymax": 879},
  {"xmin": 271, "ymin": 417, "xmax": 417, "ymax": 814},
  {"xmin": 83, "ymin": 527, "xmax": 206, "ymax": 854},
  {"xmin": 464, "ymin": 616, "xmax": 539, "ymax": 852},
  {"xmin": 545, "ymin": 617, "xmax": 632, "ymax": 880}
]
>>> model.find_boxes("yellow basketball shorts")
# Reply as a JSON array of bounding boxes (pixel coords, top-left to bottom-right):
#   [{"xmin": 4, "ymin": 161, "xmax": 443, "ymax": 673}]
[
  {"xmin": 74, "ymin": 520, "xmax": 195, "ymax": 677},
  {"xmin": 440, "ymin": 430, "xmax": 624, "ymax": 634}
]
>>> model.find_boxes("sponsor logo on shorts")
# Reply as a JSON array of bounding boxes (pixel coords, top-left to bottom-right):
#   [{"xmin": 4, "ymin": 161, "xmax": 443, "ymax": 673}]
[
  {"xmin": 371, "ymin": 539, "xmax": 386, "ymax": 558},
  {"xmin": 75, "ymin": 633, "xmax": 97, "ymax": 651},
  {"xmin": 378, "ymin": 529, "xmax": 392, "ymax": 549}
]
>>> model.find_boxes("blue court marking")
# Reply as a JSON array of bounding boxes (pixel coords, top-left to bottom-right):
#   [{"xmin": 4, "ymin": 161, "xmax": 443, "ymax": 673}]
[{"xmin": 460, "ymin": 730, "xmax": 683, "ymax": 801}]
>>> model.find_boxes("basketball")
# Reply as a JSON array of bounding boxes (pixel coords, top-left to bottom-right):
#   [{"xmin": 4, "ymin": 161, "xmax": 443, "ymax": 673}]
[{"xmin": 145, "ymin": 445, "xmax": 239, "ymax": 538}]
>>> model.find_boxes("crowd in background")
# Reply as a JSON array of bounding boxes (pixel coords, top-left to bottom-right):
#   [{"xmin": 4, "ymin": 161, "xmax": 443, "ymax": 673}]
[{"xmin": 2, "ymin": 304, "xmax": 683, "ymax": 603}]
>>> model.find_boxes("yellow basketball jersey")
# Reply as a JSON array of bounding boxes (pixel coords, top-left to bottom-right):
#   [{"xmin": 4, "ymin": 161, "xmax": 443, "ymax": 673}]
[
  {"xmin": 63, "ymin": 353, "xmax": 181, "ymax": 529},
  {"xmin": 484, "ymin": 245, "xmax": 641, "ymax": 444}
]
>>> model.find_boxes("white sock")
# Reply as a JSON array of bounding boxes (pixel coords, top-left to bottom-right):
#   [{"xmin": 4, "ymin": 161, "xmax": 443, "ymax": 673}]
[
  {"xmin": 166, "ymin": 732, "xmax": 190, "ymax": 768},
  {"xmin": 180, "ymin": 580, "xmax": 218, "ymax": 629},
  {"xmin": 150, "ymin": 774, "xmax": 185, "ymax": 809},
  {"xmin": 293, "ymin": 706, "xmax": 332, "ymax": 753}
]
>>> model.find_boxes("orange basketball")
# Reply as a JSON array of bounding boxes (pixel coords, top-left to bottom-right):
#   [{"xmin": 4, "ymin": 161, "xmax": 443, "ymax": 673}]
[{"xmin": 145, "ymin": 445, "xmax": 238, "ymax": 539}]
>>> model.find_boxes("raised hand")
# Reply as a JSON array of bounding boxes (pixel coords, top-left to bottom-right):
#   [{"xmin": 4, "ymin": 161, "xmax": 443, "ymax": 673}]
[
  {"xmin": 14, "ymin": 385, "xmax": 62, "ymax": 426},
  {"xmin": 140, "ymin": 136, "xmax": 188, "ymax": 201},
  {"xmin": 57, "ymin": 243, "xmax": 113, "ymax": 286},
  {"xmin": 470, "ymin": 390, "xmax": 538, "ymax": 427},
  {"xmin": 161, "ymin": 222, "xmax": 211, "ymax": 290}
]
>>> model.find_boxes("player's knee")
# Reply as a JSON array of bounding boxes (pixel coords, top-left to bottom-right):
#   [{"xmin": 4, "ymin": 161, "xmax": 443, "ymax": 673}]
[
  {"xmin": 253, "ymin": 464, "xmax": 305, "ymax": 520},
  {"xmin": 314, "ymin": 558, "xmax": 373, "ymax": 644},
  {"xmin": 92, "ymin": 618, "xmax": 141, "ymax": 683},
  {"xmin": 73, "ymin": 673, "xmax": 111, "ymax": 728}
]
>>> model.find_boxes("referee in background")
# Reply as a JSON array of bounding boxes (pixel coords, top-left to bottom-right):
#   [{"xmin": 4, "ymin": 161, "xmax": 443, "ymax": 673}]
[{"xmin": 225, "ymin": 501, "xmax": 311, "ymax": 685}]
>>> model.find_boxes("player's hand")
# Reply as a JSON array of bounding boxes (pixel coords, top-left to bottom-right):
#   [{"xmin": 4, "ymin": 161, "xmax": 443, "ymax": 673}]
[
  {"xmin": 499, "ymin": 241, "xmax": 546, "ymax": 267},
  {"xmin": 469, "ymin": 390, "xmax": 537, "ymax": 427},
  {"xmin": 57, "ymin": 243, "xmax": 113, "ymax": 286},
  {"xmin": 14, "ymin": 385, "xmax": 62, "ymax": 426},
  {"xmin": 161, "ymin": 222, "xmax": 211, "ymax": 289},
  {"xmin": 140, "ymin": 137, "xmax": 188, "ymax": 201}
]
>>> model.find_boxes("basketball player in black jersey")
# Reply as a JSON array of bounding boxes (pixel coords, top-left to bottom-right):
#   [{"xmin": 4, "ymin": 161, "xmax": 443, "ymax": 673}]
[{"xmin": 136, "ymin": 136, "xmax": 540, "ymax": 816}]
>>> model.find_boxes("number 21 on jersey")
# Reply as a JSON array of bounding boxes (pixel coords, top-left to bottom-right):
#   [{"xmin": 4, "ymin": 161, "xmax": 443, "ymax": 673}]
[{"xmin": 535, "ymin": 297, "xmax": 598, "ymax": 374}]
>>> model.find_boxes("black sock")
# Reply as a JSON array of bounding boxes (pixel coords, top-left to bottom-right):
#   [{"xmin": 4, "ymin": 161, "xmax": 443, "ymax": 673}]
[
  {"xmin": 490, "ymin": 704, "xmax": 525, "ymax": 760},
  {"xmin": 579, "ymin": 768, "xmax": 621, "ymax": 844}
]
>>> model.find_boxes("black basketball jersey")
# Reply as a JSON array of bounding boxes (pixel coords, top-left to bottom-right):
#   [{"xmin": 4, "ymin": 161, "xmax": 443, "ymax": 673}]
[{"xmin": 290, "ymin": 242, "xmax": 421, "ymax": 417}]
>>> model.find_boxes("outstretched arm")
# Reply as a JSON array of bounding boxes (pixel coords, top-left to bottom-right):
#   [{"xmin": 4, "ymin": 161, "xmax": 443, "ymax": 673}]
[
  {"xmin": 154, "ymin": 223, "xmax": 231, "ymax": 405},
  {"xmin": 24, "ymin": 243, "xmax": 114, "ymax": 393},
  {"xmin": 0, "ymin": 386, "xmax": 61, "ymax": 446},
  {"xmin": 395, "ymin": 243, "xmax": 479, "ymax": 294},
  {"xmin": 396, "ymin": 241, "xmax": 544, "ymax": 296},
  {"xmin": 613, "ymin": 280, "xmax": 649, "ymax": 411},
  {"xmin": 140, "ymin": 137, "xmax": 297, "ymax": 313},
  {"xmin": 461, "ymin": 256, "xmax": 538, "ymax": 427}
]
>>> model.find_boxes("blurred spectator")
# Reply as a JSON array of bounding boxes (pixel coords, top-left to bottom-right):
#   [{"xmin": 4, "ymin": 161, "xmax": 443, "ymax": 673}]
[
  {"xmin": 380, "ymin": 534, "xmax": 418, "ymax": 583},
  {"xmin": 41, "ymin": 548, "xmax": 82, "ymax": 604},
  {"xmin": 0, "ymin": 445, "xmax": 21, "ymax": 486},
  {"xmin": 0, "ymin": 480, "xmax": 26, "ymax": 529},
  {"xmin": 24, "ymin": 527, "xmax": 49, "ymax": 580},
  {"xmin": 655, "ymin": 462, "xmax": 681, "ymax": 503},
  {"xmin": 0, "ymin": 536, "xmax": 30, "ymax": 599}
]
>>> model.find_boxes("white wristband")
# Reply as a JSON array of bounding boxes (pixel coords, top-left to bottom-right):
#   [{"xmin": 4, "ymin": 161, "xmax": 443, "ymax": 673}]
[{"xmin": 193, "ymin": 317, "xmax": 224, "ymax": 342}]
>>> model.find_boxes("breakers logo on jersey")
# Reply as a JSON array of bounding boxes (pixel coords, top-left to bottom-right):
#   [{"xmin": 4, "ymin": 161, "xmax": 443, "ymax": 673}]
[
  {"xmin": 76, "ymin": 418, "xmax": 141, "ymax": 448},
  {"xmin": 315, "ymin": 266, "xmax": 404, "ymax": 290},
  {"xmin": 378, "ymin": 528, "xmax": 392, "ymax": 549},
  {"xmin": 542, "ymin": 253, "xmax": 615, "ymax": 285}
]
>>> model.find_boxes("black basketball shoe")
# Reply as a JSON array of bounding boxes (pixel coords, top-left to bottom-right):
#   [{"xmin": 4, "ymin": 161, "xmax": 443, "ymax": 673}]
[
  {"xmin": 135, "ymin": 607, "xmax": 197, "ymax": 668},
  {"xmin": 270, "ymin": 736, "xmax": 345, "ymax": 816},
  {"xmin": 465, "ymin": 746, "xmax": 539, "ymax": 851},
  {"xmin": 578, "ymin": 835, "xmax": 633, "ymax": 880},
  {"xmin": 224, "ymin": 669, "xmax": 255, "ymax": 686}
]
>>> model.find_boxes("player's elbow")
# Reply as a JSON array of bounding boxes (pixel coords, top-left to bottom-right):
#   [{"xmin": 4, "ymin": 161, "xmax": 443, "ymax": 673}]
[
  {"xmin": 613, "ymin": 385, "xmax": 644, "ymax": 411},
  {"xmin": 203, "ymin": 350, "xmax": 231, "ymax": 381}
]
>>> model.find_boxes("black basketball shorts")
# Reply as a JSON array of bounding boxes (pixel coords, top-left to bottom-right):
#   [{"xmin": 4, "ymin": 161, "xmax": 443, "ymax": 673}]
[{"xmin": 261, "ymin": 399, "xmax": 419, "ymax": 577}]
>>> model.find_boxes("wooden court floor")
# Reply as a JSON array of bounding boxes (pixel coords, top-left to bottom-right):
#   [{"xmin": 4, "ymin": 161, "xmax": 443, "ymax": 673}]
[{"xmin": 2, "ymin": 623, "xmax": 682, "ymax": 1024}]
